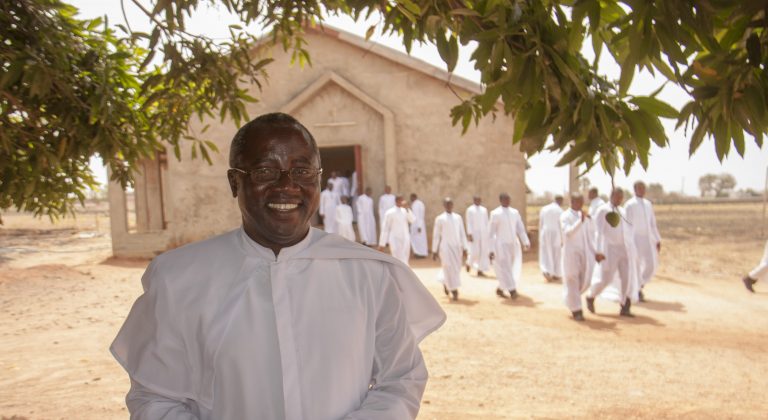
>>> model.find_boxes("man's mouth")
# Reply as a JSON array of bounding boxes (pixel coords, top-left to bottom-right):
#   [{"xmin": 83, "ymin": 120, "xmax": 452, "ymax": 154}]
[{"xmin": 267, "ymin": 203, "xmax": 300, "ymax": 211}]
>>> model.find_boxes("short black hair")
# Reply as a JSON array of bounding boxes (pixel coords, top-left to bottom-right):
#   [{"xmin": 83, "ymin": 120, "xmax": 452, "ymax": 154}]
[{"xmin": 229, "ymin": 112, "xmax": 320, "ymax": 168}]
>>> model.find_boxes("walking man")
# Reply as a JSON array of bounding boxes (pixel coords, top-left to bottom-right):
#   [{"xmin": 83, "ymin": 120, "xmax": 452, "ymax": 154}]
[
  {"xmin": 560, "ymin": 193, "xmax": 595, "ymax": 321},
  {"xmin": 355, "ymin": 187, "xmax": 377, "ymax": 246},
  {"xmin": 335, "ymin": 196, "xmax": 356, "ymax": 242},
  {"xmin": 432, "ymin": 197, "xmax": 468, "ymax": 301},
  {"xmin": 410, "ymin": 193, "xmax": 429, "ymax": 258},
  {"xmin": 586, "ymin": 189, "xmax": 640, "ymax": 317},
  {"xmin": 465, "ymin": 196, "xmax": 491, "ymax": 277},
  {"xmin": 378, "ymin": 185, "xmax": 396, "ymax": 230},
  {"xmin": 319, "ymin": 181, "xmax": 339, "ymax": 233},
  {"xmin": 625, "ymin": 181, "xmax": 661, "ymax": 301},
  {"xmin": 743, "ymin": 239, "xmax": 768, "ymax": 292},
  {"xmin": 379, "ymin": 195, "xmax": 415, "ymax": 265},
  {"xmin": 488, "ymin": 193, "xmax": 531, "ymax": 299},
  {"xmin": 539, "ymin": 195, "xmax": 564, "ymax": 282}
]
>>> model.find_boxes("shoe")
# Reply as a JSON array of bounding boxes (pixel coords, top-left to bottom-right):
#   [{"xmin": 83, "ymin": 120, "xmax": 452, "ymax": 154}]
[
  {"xmin": 620, "ymin": 298, "xmax": 635, "ymax": 317},
  {"xmin": 443, "ymin": 284, "xmax": 449, "ymax": 296},
  {"xmin": 451, "ymin": 290, "xmax": 459, "ymax": 301},
  {"xmin": 639, "ymin": 289, "xmax": 646, "ymax": 302},
  {"xmin": 543, "ymin": 272, "xmax": 551, "ymax": 282},
  {"xmin": 466, "ymin": 264, "xmax": 471, "ymax": 273},
  {"xmin": 509, "ymin": 289, "xmax": 518, "ymax": 299},
  {"xmin": 477, "ymin": 271, "xmax": 486, "ymax": 277},
  {"xmin": 496, "ymin": 288, "xmax": 507, "ymax": 298},
  {"xmin": 553, "ymin": 276, "xmax": 562, "ymax": 283},
  {"xmin": 743, "ymin": 276, "xmax": 756, "ymax": 293},
  {"xmin": 572, "ymin": 310, "xmax": 585, "ymax": 321},
  {"xmin": 586, "ymin": 297, "xmax": 595, "ymax": 314}
]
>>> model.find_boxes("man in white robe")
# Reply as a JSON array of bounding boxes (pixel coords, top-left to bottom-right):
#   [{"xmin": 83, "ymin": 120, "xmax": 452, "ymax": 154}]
[
  {"xmin": 465, "ymin": 196, "xmax": 491, "ymax": 276},
  {"xmin": 379, "ymin": 195, "xmax": 415, "ymax": 265},
  {"xmin": 111, "ymin": 113, "xmax": 445, "ymax": 419},
  {"xmin": 319, "ymin": 182, "xmax": 339, "ymax": 233},
  {"xmin": 410, "ymin": 193, "xmax": 429, "ymax": 258},
  {"xmin": 586, "ymin": 189, "xmax": 640, "ymax": 317},
  {"xmin": 335, "ymin": 196, "xmax": 356, "ymax": 241},
  {"xmin": 378, "ymin": 185, "xmax": 396, "ymax": 230},
  {"xmin": 539, "ymin": 195, "xmax": 564, "ymax": 282},
  {"xmin": 328, "ymin": 171, "xmax": 345, "ymax": 198},
  {"xmin": 432, "ymin": 198, "xmax": 468, "ymax": 301},
  {"xmin": 625, "ymin": 181, "xmax": 662, "ymax": 301},
  {"xmin": 356, "ymin": 187, "xmax": 377, "ymax": 246},
  {"xmin": 560, "ymin": 194, "xmax": 596, "ymax": 321},
  {"xmin": 588, "ymin": 187, "xmax": 605, "ymax": 218},
  {"xmin": 489, "ymin": 193, "xmax": 531, "ymax": 299},
  {"xmin": 743, "ymin": 240, "xmax": 768, "ymax": 292}
]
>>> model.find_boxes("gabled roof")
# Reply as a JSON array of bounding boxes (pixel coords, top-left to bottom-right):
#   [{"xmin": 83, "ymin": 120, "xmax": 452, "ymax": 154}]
[{"xmin": 301, "ymin": 23, "xmax": 484, "ymax": 96}]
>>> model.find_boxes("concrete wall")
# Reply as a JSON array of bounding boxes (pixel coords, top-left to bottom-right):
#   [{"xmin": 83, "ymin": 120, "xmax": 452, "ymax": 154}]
[{"xmin": 117, "ymin": 27, "xmax": 527, "ymax": 253}]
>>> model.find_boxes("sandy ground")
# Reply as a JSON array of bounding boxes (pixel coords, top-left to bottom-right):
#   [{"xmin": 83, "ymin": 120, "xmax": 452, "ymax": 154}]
[{"xmin": 1, "ymin": 201, "xmax": 767, "ymax": 419}]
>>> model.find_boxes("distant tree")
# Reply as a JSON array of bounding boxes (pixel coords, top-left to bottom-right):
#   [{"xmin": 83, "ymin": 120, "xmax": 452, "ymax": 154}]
[{"xmin": 699, "ymin": 173, "xmax": 737, "ymax": 197}]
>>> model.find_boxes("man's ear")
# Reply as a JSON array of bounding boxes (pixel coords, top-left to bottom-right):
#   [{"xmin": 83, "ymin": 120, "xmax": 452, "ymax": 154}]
[{"xmin": 227, "ymin": 170, "xmax": 239, "ymax": 197}]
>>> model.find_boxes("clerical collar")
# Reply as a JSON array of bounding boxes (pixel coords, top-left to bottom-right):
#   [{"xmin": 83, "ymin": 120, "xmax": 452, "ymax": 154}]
[{"xmin": 238, "ymin": 227, "xmax": 315, "ymax": 262}]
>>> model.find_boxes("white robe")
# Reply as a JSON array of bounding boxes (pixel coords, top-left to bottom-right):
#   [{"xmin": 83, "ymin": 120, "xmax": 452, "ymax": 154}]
[
  {"xmin": 465, "ymin": 204, "xmax": 491, "ymax": 272},
  {"xmin": 355, "ymin": 194, "xmax": 377, "ymax": 246},
  {"xmin": 319, "ymin": 189, "xmax": 340, "ymax": 233},
  {"xmin": 488, "ymin": 206, "xmax": 530, "ymax": 291},
  {"xmin": 625, "ymin": 196, "xmax": 661, "ymax": 286},
  {"xmin": 560, "ymin": 209, "xmax": 596, "ymax": 312},
  {"xmin": 538, "ymin": 202, "xmax": 563, "ymax": 277},
  {"xmin": 335, "ymin": 204, "xmax": 356, "ymax": 242},
  {"xmin": 749, "ymin": 240, "xmax": 768, "ymax": 281},
  {"xmin": 380, "ymin": 207, "xmax": 415, "ymax": 265},
  {"xmin": 432, "ymin": 212, "xmax": 468, "ymax": 291},
  {"xmin": 410, "ymin": 200, "xmax": 428, "ymax": 257},
  {"xmin": 588, "ymin": 197, "xmax": 605, "ymax": 241},
  {"xmin": 589, "ymin": 204, "xmax": 640, "ymax": 304},
  {"xmin": 378, "ymin": 194, "xmax": 396, "ymax": 229},
  {"xmin": 328, "ymin": 177, "xmax": 346, "ymax": 197},
  {"xmin": 111, "ymin": 228, "xmax": 445, "ymax": 420}
]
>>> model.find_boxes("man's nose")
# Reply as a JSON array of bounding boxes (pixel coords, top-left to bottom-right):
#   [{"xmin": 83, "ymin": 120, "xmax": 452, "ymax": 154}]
[{"xmin": 274, "ymin": 169, "xmax": 299, "ymax": 189}]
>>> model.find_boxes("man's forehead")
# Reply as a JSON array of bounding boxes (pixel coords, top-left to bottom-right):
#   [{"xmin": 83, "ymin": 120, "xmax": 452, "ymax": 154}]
[{"xmin": 240, "ymin": 126, "xmax": 317, "ymax": 159}]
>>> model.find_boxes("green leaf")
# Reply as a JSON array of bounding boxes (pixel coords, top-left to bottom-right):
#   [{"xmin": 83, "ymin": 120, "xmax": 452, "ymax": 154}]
[
  {"xmin": 630, "ymin": 96, "xmax": 679, "ymax": 119},
  {"xmin": 746, "ymin": 33, "xmax": 762, "ymax": 67}
]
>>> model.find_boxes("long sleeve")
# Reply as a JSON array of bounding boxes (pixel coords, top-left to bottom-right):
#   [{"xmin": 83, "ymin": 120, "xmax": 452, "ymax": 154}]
[
  {"xmin": 649, "ymin": 203, "xmax": 661, "ymax": 243},
  {"xmin": 405, "ymin": 209, "xmax": 415, "ymax": 224},
  {"xmin": 431, "ymin": 217, "xmax": 442, "ymax": 254},
  {"xmin": 561, "ymin": 211, "xmax": 583, "ymax": 237},
  {"xmin": 594, "ymin": 208, "xmax": 607, "ymax": 255},
  {"xmin": 344, "ymin": 272, "xmax": 428, "ymax": 419},
  {"xmin": 488, "ymin": 214, "xmax": 498, "ymax": 255},
  {"xmin": 465, "ymin": 209, "xmax": 473, "ymax": 237},
  {"xmin": 127, "ymin": 379, "xmax": 203, "ymax": 420},
  {"xmin": 516, "ymin": 215, "xmax": 530, "ymax": 248},
  {"xmin": 458, "ymin": 216, "xmax": 468, "ymax": 250}
]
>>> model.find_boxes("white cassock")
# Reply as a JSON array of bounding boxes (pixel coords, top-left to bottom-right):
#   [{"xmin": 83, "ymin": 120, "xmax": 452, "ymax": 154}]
[
  {"xmin": 319, "ymin": 189, "xmax": 340, "ymax": 233},
  {"xmin": 465, "ymin": 204, "xmax": 491, "ymax": 272},
  {"xmin": 625, "ymin": 196, "xmax": 661, "ymax": 287},
  {"xmin": 355, "ymin": 194, "xmax": 377, "ymax": 246},
  {"xmin": 488, "ymin": 206, "xmax": 531, "ymax": 291},
  {"xmin": 328, "ymin": 177, "xmax": 345, "ymax": 198},
  {"xmin": 339, "ymin": 177, "xmax": 350, "ymax": 197},
  {"xmin": 378, "ymin": 194, "xmax": 396, "ymax": 229},
  {"xmin": 380, "ymin": 206, "xmax": 415, "ymax": 265},
  {"xmin": 538, "ymin": 201, "xmax": 564, "ymax": 278},
  {"xmin": 560, "ymin": 209, "xmax": 596, "ymax": 312},
  {"xmin": 588, "ymin": 204, "xmax": 640, "ymax": 303},
  {"xmin": 350, "ymin": 172, "xmax": 359, "ymax": 222},
  {"xmin": 335, "ymin": 204, "xmax": 356, "ymax": 242},
  {"xmin": 588, "ymin": 197, "xmax": 605, "ymax": 240},
  {"xmin": 749, "ymin": 240, "xmax": 768, "ymax": 282},
  {"xmin": 410, "ymin": 199, "xmax": 428, "ymax": 257},
  {"xmin": 111, "ymin": 228, "xmax": 445, "ymax": 420},
  {"xmin": 432, "ymin": 211, "xmax": 468, "ymax": 291}
]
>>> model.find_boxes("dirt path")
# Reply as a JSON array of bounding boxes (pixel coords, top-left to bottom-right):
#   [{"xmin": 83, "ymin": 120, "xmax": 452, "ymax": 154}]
[{"xmin": 1, "ymin": 203, "xmax": 767, "ymax": 419}]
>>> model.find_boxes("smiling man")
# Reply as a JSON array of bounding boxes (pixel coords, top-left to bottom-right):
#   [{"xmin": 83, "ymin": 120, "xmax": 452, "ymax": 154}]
[{"xmin": 111, "ymin": 113, "xmax": 445, "ymax": 419}]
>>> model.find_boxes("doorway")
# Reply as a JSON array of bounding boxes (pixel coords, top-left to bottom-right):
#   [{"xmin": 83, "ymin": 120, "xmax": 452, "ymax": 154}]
[{"xmin": 319, "ymin": 145, "xmax": 362, "ymax": 195}]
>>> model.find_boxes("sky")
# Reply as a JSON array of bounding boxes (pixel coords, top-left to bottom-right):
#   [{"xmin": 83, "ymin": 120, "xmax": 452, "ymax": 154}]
[{"xmin": 73, "ymin": 0, "xmax": 768, "ymax": 196}]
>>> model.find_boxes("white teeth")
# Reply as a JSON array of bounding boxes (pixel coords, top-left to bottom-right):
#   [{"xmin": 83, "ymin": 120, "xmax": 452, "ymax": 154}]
[{"xmin": 268, "ymin": 203, "xmax": 299, "ymax": 211}]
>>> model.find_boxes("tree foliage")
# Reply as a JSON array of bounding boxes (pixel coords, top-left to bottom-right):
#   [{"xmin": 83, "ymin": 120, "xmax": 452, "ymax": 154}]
[
  {"xmin": 2, "ymin": 0, "xmax": 767, "ymax": 218},
  {"xmin": 698, "ymin": 172, "xmax": 737, "ymax": 197}
]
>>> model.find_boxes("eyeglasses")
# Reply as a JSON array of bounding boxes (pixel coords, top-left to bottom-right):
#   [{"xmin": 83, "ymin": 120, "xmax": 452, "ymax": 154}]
[{"xmin": 229, "ymin": 167, "xmax": 323, "ymax": 184}]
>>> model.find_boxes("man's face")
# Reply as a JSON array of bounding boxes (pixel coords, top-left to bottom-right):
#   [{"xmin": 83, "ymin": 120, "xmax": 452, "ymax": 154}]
[
  {"xmin": 500, "ymin": 195, "xmax": 511, "ymax": 207},
  {"xmin": 473, "ymin": 197, "xmax": 481, "ymax": 206},
  {"xmin": 571, "ymin": 196, "xmax": 584, "ymax": 211},
  {"xmin": 588, "ymin": 190, "xmax": 597, "ymax": 200},
  {"xmin": 444, "ymin": 200, "xmax": 454, "ymax": 213},
  {"xmin": 610, "ymin": 190, "xmax": 624, "ymax": 206},
  {"xmin": 384, "ymin": 185, "xmax": 392, "ymax": 194},
  {"xmin": 228, "ymin": 126, "xmax": 320, "ymax": 249},
  {"xmin": 635, "ymin": 183, "xmax": 646, "ymax": 198}
]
